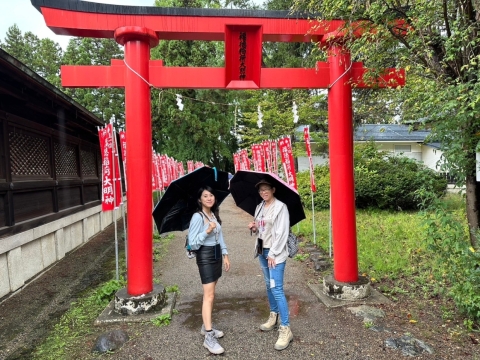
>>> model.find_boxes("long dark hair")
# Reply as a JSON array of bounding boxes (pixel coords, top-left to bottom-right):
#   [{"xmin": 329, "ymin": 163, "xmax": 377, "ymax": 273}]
[{"xmin": 196, "ymin": 186, "xmax": 222, "ymax": 224}]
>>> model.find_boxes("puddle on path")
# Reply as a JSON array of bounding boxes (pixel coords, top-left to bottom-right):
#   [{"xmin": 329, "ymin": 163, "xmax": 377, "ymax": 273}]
[{"xmin": 178, "ymin": 294, "xmax": 302, "ymax": 329}]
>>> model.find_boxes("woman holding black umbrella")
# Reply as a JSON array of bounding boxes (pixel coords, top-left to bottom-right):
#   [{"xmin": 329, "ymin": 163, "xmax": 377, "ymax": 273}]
[
  {"xmin": 247, "ymin": 179, "xmax": 293, "ymax": 351},
  {"xmin": 188, "ymin": 185, "xmax": 230, "ymax": 355}
]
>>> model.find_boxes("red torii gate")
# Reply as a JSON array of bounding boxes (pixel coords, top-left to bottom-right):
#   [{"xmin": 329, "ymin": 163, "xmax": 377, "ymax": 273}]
[{"xmin": 32, "ymin": 0, "xmax": 404, "ymax": 297}]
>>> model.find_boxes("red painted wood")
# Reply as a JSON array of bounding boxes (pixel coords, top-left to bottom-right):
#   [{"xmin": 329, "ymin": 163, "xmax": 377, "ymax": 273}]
[
  {"xmin": 327, "ymin": 45, "xmax": 358, "ymax": 282},
  {"xmin": 61, "ymin": 62, "xmax": 404, "ymax": 89},
  {"xmin": 40, "ymin": 7, "xmax": 341, "ymax": 42},
  {"xmin": 118, "ymin": 28, "xmax": 158, "ymax": 296}
]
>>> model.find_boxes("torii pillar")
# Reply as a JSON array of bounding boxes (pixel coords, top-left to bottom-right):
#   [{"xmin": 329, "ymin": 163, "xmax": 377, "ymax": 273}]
[{"xmin": 114, "ymin": 27, "xmax": 159, "ymax": 299}]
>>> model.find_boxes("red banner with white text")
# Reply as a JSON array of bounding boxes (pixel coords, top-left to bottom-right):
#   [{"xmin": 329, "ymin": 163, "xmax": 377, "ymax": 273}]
[
  {"xmin": 278, "ymin": 136, "xmax": 297, "ymax": 189},
  {"xmin": 303, "ymin": 126, "xmax": 316, "ymax": 192}
]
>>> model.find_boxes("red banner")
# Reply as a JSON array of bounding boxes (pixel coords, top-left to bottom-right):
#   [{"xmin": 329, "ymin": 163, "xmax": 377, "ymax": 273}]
[
  {"xmin": 278, "ymin": 136, "xmax": 297, "ymax": 189},
  {"xmin": 262, "ymin": 141, "xmax": 271, "ymax": 173},
  {"xmin": 99, "ymin": 124, "xmax": 122, "ymax": 211},
  {"xmin": 271, "ymin": 140, "xmax": 278, "ymax": 174},
  {"xmin": 233, "ymin": 153, "xmax": 240, "ymax": 172},
  {"xmin": 187, "ymin": 160, "xmax": 195, "ymax": 173},
  {"xmin": 160, "ymin": 155, "xmax": 169, "ymax": 188},
  {"xmin": 177, "ymin": 161, "xmax": 185, "ymax": 177},
  {"xmin": 119, "ymin": 131, "xmax": 127, "ymax": 194},
  {"xmin": 240, "ymin": 149, "xmax": 250, "ymax": 170},
  {"xmin": 303, "ymin": 126, "xmax": 316, "ymax": 192}
]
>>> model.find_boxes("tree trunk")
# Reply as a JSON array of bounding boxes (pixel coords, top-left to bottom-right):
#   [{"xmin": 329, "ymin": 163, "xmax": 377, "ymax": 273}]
[{"xmin": 465, "ymin": 175, "xmax": 480, "ymax": 249}]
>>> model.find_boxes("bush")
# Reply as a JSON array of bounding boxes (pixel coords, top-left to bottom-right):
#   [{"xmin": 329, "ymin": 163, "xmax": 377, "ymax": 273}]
[{"xmin": 297, "ymin": 141, "xmax": 447, "ymax": 211}]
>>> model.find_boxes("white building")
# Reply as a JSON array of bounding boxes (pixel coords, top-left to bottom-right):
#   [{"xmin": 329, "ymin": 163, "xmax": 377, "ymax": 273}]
[{"xmin": 297, "ymin": 124, "xmax": 445, "ymax": 175}]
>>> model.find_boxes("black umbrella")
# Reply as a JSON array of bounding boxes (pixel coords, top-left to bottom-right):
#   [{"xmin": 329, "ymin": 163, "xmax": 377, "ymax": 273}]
[
  {"xmin": 229, "ymin": 170, "xmax": 306, "ymax": 226},
  {"xmin": 152, "ymin": 167, "xmax": 230, "ymax": 234}
]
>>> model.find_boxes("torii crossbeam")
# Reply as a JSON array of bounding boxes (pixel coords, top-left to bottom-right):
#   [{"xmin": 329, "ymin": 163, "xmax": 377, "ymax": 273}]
[{"xmin": 32, "ymin": 0, "xmax": 405, "ymax": 297}]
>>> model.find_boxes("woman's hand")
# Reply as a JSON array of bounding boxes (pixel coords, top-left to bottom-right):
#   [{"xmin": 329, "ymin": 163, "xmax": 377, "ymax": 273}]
[
  {"xmin": 223, "ymin": 255, "xmax": 230, "ymax": 271},
  {"xmin": 248, "ymin": 221, "xmax": 257, "ymax": 233},
  {"xmin": 207, "ymin": 221, "xmax": 216, "ymax": 234},
  {"xmin": 267, "ymin": 256, "xmax": 276, "ymax": 269}
]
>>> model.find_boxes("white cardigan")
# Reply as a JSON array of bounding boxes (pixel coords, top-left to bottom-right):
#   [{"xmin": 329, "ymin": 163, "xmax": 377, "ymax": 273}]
[{"xmin": 254, "ymin": 198, "xmax": 290, "ymax": 264}]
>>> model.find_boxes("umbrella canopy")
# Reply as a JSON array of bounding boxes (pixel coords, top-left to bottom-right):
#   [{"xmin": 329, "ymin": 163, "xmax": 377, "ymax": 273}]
[
  {"xmin": 229, "ymin": 170, "xmax": 306, "ymax": 226},
  {"xmin": 152, "ymin": 167, "xmax": 230, "ymax": 234}
]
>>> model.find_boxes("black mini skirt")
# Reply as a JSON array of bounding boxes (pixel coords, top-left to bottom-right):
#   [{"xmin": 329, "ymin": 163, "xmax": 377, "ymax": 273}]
[{"xmin": 196, "ymin": 244, "xmax": 222, "ymax": 284}]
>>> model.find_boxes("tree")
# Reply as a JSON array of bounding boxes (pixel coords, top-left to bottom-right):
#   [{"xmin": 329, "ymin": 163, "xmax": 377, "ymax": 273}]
[
  {"xmin": 62, "ymin": 38, "xmax": 125, "ymax": 124},
  {"xmin": 292, "ymin": 0, "xmax": 480, "ymax": 248},
  {"xmin": 1, "ymin": 25, "xmax": 63, "ymax": 87}
]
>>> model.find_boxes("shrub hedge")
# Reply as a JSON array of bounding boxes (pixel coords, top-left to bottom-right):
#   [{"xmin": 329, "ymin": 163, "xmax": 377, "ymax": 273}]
[{"xmin": 297, "ymin": 142, "xmax": 447, "ymax": 211}]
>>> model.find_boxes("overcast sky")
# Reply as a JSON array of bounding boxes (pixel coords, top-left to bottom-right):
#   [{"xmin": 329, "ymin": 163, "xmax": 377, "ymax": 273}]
[{"xmin": 0, "ymin": 0, "xmax": 158, "ymax": 49}]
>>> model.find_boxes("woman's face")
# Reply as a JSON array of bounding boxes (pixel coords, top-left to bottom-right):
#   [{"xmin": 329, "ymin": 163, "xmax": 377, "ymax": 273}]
[
  {"xmin": 258, "ymin": 185, "xmax": 275, "ymax": 202},
  {"xmin": 200, "ymin": 190, "xmax": 216, "ymax": 209}
]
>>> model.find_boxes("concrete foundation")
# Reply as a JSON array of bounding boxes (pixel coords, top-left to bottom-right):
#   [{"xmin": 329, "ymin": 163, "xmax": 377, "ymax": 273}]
[
  {"xmin": 323, "ymin": 274, "xmax": 371, "ymax": 301},
  {"xmin": 114, "ymin": 284, "xmax": 166, "ymax": 316},
  {"xmin": 0, "ymin": 204, "xmax": 124, "ymax": 300}
]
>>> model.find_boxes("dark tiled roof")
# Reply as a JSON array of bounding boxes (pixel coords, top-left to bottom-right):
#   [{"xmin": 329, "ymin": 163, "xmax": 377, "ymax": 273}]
[{"xmin": 354, "ymin": 124, "xmax": 430, "ymax": 142}]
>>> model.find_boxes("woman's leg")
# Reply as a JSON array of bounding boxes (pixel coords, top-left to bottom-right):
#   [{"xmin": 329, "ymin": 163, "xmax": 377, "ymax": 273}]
[
  {"xmin": 269, "ymin": 261, "xmax": 289, "ymax": 326},
  {"xmin": 202, "ymin": 280, "xmax": 217, "ymax": 330},
  {"xmin": 259, "ymin": 249, "xmax": 278, "ymax": 312}
]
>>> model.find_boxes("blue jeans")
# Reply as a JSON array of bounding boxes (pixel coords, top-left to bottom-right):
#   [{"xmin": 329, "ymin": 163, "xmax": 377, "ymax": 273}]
[{"xmin": 259, "ymin": 248, "xmax": 289, "ymax": 326}]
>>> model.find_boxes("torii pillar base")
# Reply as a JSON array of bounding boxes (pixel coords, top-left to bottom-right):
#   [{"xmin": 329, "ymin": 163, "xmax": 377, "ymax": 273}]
[
  {"xmin": 322, "ymin": 274, "xmax": 371, "ymax": 301},
  {"xmin": 114, "ymin": 284, "xmax": 166, "ymax": 316}
]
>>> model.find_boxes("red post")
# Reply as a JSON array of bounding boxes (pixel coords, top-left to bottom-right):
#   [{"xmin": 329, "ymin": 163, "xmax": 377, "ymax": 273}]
[
  {"xmin": 327, "ymin": 44, "xmax": 358, "ymax": 282},
  {"xmin": 115, "ymin": 27, "xmax": 159, "ymax": 296}
]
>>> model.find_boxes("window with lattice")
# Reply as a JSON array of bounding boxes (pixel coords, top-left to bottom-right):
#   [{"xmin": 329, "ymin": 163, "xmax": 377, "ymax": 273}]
[
  {"xmin": 81, "ymin": 149, "xmax": 97, "ymax": 177},
  {"xmin": 54, "ymin": 142, "xmax": 79, "ymax": 177},
  {"xmin": 9, "ymin": 129, "xmax": 50, "ymax": 177}
]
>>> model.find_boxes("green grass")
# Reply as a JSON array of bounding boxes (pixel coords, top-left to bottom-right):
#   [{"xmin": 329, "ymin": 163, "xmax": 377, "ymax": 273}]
[{"xmin": 297, "ymin": 193, "xmax": 466, "ymax": 283}]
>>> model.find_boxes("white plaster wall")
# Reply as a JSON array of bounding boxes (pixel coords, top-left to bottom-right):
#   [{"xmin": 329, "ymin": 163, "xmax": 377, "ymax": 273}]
[
  {"xmin": 421, "ymin": 146, "xmax": 444, "ymax": 171},
  {"xmin": 0, "ymin": 253, "xmax": 10, "ymax": 298},
  {"xmin": 297, "ymin": 155, "xmax": 329, "ymax": 172}
]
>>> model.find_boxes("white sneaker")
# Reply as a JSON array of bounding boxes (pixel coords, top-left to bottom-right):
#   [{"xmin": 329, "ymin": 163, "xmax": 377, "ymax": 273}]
[
  {"xmin": 200, "ymin": 323, "xmax": 224, "ymax": 338},
  {"xmin": 203, "ymin": 331, "xmax": 224, "ymax": 354}
]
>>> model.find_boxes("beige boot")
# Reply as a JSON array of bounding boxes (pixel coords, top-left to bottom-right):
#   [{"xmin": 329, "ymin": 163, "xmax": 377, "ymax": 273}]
[
  {"xmin": 259, "ymin": 311, "xmax": 279, "ymax": 331},
  {"xmin": 274, "ymin": 325, "xmax": 293, "ymax": 350}
]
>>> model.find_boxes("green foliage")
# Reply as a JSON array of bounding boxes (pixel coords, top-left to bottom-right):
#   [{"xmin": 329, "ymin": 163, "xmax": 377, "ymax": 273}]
[
  {"xmin": 354, "ymin": 142, "xmax": 447, "ymax": 210},
  {"xmin": 421, "ymin": 201, "xmax": 480, "ymax": 320},
  {"xmin": 296, "ymin": 142, "xmax": 447, "ymax": 210},
  {"xmin": 93, "ymin": 277, "xmax": 126, "ymax": 306},
  {"xmin": 165, "ymin": 284, "xmax": 179, "ymax": 293},
  {"xmin": 293, "ymin": 253, "xmax": 310, "ymax": 261},
  {"xmin": 151, "ymin": 314, "xmax": 172, "ymax": 327},
  {"xmin": 291, "ymin": 0, "xmax": 480, "ymax": 247},
  {"xmin": 296, "ymin": 164, "xmax": 330, "ymax": 210}
]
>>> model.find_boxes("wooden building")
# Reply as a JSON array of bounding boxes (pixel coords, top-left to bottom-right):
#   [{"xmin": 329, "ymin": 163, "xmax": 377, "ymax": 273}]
[{"xmin": 0, "ymin": 48, "xmax": 121, "ymax": 299}]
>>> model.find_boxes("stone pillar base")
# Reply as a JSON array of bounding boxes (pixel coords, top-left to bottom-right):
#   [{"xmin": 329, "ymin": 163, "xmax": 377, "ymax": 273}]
[
  {"xmin": 114, "ymin": 284, "xmax": 166, "ymax": 315},
  {"xmin": 323, "ymin": 274, "xmax": 371, "ymax": 300}
]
